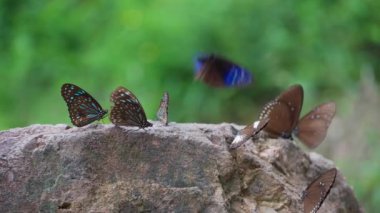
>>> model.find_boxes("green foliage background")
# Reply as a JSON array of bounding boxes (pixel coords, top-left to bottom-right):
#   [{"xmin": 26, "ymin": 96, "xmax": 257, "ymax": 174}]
[{"xmin": 1, "ymin": 0, "xmax": 379, "ymax": 211}]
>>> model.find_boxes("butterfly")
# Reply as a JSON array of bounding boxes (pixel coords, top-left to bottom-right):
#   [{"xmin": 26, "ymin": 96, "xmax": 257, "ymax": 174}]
[
  {"xmin": 61, "ymin": 83, "xmax": 108, "ymax": 127},
  {"xmin": 156, "ymin": 92, "xmax": 169, "ymax": 126},
  {"xmin": 301, "ymin": 168, "xmax": 337, "ymax": 213},
  {"xmin": 110, "ymin": 86, "xmax": 152, "ymax": 128},
  {"xmin": 259, "ymin": 84, "xmax": 336, "ymax": 148},
  {"xmin": 293, "ymin": 102, "xmax": 336, "ymax": 148},
  {"xmin": 194, "ymin": 54, "xmax": 253, "ymax": 87},
  {"xmin": 230, "ymin": 117, "xmax": 270, "ymax": 149}
]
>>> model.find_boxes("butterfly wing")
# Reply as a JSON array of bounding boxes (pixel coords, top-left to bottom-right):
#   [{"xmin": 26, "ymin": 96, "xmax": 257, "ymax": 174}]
[
  {"xmin": 302, "ymin": 168, "xmax": 337, "ymax": 213},
  {"xmin": 61, "ymin": 83, "xmax": 107, "ymax": 127},
  {"xmin": 194, "ymin": 54, "xmax": 253, "ymax": 87},
  {"xmin": 110, "ymin": 87, "xmax": 152, "ymax": 128},
  {"xmin": 295, "ymin": 102, "xmax": 336, "ymax": 149},
  {"xmin": 260, "ymin": 84, "xmax": 304, "ymax": 138},
  {"xmin": 194, "ymin": 55, "xmax": 224, "ymax": 87},
  {"xmin": 156, "ymin": 92, "xmax": 169, "ymax": 125},
  {"xmin": 252, "ymin": 117, "xmax": 270, "ymax": 136},
  {"xmin": 230, "ymin": 117, "xmax": 270, "ymax": 149}
]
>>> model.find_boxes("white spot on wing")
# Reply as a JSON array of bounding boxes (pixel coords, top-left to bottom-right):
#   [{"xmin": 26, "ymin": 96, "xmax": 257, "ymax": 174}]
[
  {"xmin": 253, "ymin": 120, "xmax": 260, "ymax": 128},
  {"xmin": 231, "ymin": 135, "xmax": 245, "ymax": 146}
]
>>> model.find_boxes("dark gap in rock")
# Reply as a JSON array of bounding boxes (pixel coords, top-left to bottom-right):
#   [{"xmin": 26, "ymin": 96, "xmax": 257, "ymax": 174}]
[
  {"xmin": 58, "ymin": 202, "xmax": 71, "ymax": 209},
  {"xmin": 272, "ymin": 162, "xmax": 287, "ymax": 176}
]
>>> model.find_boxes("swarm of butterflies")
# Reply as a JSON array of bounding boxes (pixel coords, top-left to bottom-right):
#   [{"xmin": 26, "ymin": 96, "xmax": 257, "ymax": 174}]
[{"xmin": 61, "ymin": 54, "xmax": 338, "ymax": 213}]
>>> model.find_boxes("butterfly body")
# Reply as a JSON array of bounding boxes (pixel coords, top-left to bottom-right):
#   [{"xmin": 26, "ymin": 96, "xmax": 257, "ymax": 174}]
[
  {"xmin": 61, "ymin": 83, "xmax": 108, "ymax": 127},
  {"xmin": 194, "ymin": 54, "xmax": 253, "ymax": 87},
  {"xmin": 110, "ymin": 87, "xmax": 152, "ymax": 128},
  {"xmin": 156, "ymin": 92, "xmax": 169, "ymax": 126},
  {"xmin": 302, "ymin": 168, "xmax": 337, "ymax": 213}
]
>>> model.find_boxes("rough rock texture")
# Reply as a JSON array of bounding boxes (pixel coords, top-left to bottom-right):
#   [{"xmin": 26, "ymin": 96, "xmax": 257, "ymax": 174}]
[{"xmin": 0, "ymin": 123, "xmax": 362, "ymax": 213}]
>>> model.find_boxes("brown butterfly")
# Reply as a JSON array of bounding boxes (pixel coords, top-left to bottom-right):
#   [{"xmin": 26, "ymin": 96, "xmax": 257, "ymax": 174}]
[
  {"xmin": 230, "ymin": 117, "xmax": 270, "ymax": 149},
  {"xmin": 294, "ymin": 102, "xmax": 336, "ymax": 148},
  {"xmin": 259, "ymin": 84, "xmax": 304, "ymax": 139},
  {"xmin": 259, "ymin": 84, "xmax": 336, "ymax": 148},
  {"xmin": 302, "ymin": 168, "xmax": 337, "ymax": 213},
  {"xmin": 156, "ymin": 92, "xmax": 169, "ymax": 126},
  {"xmin": 110, "ymin": 87, "xmax": 152, "ymax": 128}
]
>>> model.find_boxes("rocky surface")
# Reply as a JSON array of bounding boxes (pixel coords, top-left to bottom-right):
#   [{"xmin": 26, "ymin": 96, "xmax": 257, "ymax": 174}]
[{"xmin": 0, "ymin": 122, "xmax": 362, "ymax": 212}]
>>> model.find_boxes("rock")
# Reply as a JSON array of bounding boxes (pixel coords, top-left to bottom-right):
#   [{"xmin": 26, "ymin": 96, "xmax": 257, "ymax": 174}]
[{"xmin": 0, "ymin": 123, "xmax": 362, "ymax": 212}]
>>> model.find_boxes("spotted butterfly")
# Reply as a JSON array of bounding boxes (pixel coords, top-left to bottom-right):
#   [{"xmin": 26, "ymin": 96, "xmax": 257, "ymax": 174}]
[
  {"xmin": 61, "ymin": 83, "xmax": 108, "ymax": 127},
  {"xmin": 302, "ymin": 168, "xmax": 337, "ymax": 213},
  {"xmin": 259, "ymin": 84, "xmax": 304, "ymax": 139},
  {"xmin": 110, "ymin": 86, "xmax": 152, "ymax": 128},
  {"xmin": 194, "ymin": 54, "xmax": 253, "ymax": 87},
  {"xmin": 293, "ymin": 102, "xmax": 336, "ymax": 148},
  {"xmin": 156, "ymin": 92, "xmax": 169, "ymax": 126},
  {"xmin": 259, "ymin": 84, "xmax": 336, "ymax": 148}
]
